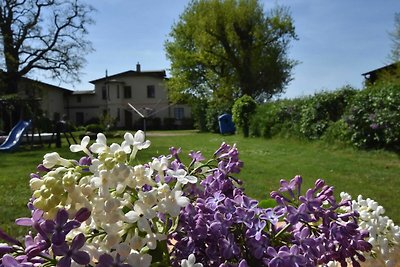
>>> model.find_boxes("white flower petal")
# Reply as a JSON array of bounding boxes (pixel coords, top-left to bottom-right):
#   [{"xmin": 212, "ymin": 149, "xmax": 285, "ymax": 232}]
[
  {"xmin": 89, "ymin": 143, "xmax": 107, "ymax": 154},
  {"xmin": 81, "ymin": 136, "xmax": 90, "ymax": 147},
  {"xmin": 96, "ymin": 133, "xmax": 107, "ymax": 144},
  {"xmin": 70, "ymin": 144, "xmax": 83, "ymax": 152},
  {"xmin": 125, "ymin": 210, "xmax": 140, "ymax": 223},
  {"xmin": 134, "ymin": 130, "xmax": 145, "ymax": 143},
  {"xmin": 185, "ymin": 175, "xmax": 198, "ymax": 184},
  {"xmin": 137, "ymin": 140, "xmax": 151, "ymax": 150},
  {"xmin": 124, "ymin": 132, "xmax": 134, "ymax": 145}
]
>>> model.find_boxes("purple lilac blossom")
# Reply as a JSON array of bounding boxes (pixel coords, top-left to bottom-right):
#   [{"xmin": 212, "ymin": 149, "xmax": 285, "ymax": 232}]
[
  {"xmin": 172, "ymin": 143, "xmax": 277, "ymax": 266},
  {"xmin": 188, "ymin": 150, "xmax": 205, "ymax": 164},
  {"xmin": 96, "ymin": 253, "xmax": 132, "ymax": 267},
  {"xmin": 41, "ymin": 209, "xmax": 81, "ymax": 245},
  {"xmin": 52, "ymin": 233, "xmax": 90, "ymax": 267},
  {"xmin": 271, "ymin": 176, "xmax": 372, "ymax": 266}
]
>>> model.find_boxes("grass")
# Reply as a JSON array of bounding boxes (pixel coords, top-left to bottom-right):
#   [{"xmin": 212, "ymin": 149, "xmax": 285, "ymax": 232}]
[{"xmin": 1, "ymin": 130, "xmax": 399, "ymax": 238}]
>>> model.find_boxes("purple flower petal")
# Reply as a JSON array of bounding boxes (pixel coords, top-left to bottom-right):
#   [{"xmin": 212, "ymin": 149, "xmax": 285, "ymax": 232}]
[
  {"xmin": 97, "ymin": 254, "xmax": 114, "ymax": 266},
  {"xmin": 0, "ymin": 228, "xmax": 21, "ymax": 246},
  {"xmin": 56, "ymin": 209, "xmax": 69, "ymax": 226},
  {"xmin": 1, "ymin": 254, "xmax": 21, "ymax": 267},
  {"xmin": 41, "ymin": 220, "xmax": 56, "ymax": 233},
  {"xmin": 71, "ymin": 250, "xmax": 90, "ymax": 265},
  {"xmin": 0, "ymin": 245, "xmax": 14, "ymax": 254},
  {"xmin": 74, "ymin": 208, "xmax": 91, "ymax": 222},
  {"xmin": 62, "ymin": 221, "xmax": 81, "ymax": 233},
  {"xmin": 51, "ymin": 231, "xmax": 67, "ymax": 246},
  {"xmin": 58, "ymin": 256, "xmax": 72, "ymax": 267},
  {"xmin": 14, "ymin": 218, "xmax": 33, "ymax": 227},
  {"xmin": 71, "ymin": 233, "xmax": 86, "ymax": 251},
  {"xmin": 52, "ymin": 242, "xmax": 69, "ymax": 256}
]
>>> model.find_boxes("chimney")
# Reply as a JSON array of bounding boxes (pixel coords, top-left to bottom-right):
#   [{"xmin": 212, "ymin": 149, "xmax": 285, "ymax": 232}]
[{"xmin": 136, "ymin": 62, "xmax": 141, "ymax": 72}]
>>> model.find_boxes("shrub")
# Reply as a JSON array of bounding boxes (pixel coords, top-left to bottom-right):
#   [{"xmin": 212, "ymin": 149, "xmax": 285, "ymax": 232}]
[
  {"xmin": 163, "ymin": 117, "xmax": 176, "ymax": 130},
  {"xmin": 180, "ymin": 117, "xmax": 194, "ymax": 129},
  {"xmin": 85, "ymin": 123, "xmax": 105, "ymax": 133},
  {"xmin": 232, "ymin": 95, "xmax": 257, "ymax": 137},
  {"xmin": 345, "ymin": 83, "xmax": 400, "ymax": 151},
  {"xmin": 205, "ymin": 101, "xmax": 232, "ymax": 133},
  {"xmin": 321, "ymin": 119, "xmax": 352, "ymax": 146},
  {"xmin": 299, "ymin": 86, "xmax": 357, "ymax": 139},
  {"xmin": 84, "ymin": 117, "xmax": 100, "ymax": 125},
  {"xmin": 250, "ymin": 98, "xmax": 305, "ymax": 138}
]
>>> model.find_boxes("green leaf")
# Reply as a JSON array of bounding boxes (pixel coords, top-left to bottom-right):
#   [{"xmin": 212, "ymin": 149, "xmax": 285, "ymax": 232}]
[{"xmin": 258, "ymin": 199, "xmax": 276, "ymax": 209}]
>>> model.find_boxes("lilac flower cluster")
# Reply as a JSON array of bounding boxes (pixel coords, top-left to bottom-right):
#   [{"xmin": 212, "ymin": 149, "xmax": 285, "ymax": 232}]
[
  {"xmin": 0, "ymin": 132, "xmax": 385, "ymax": 266},
  {"xmin": 171, "ymin": 143, "xmax": 297, "ymax": 266},
  {"xmin": 0, "ymin": 204, "xmax": 90, "ymax": 267},
  {"xmin": 171, "ymin": 144, "xmax": 372, "ymax": 267},
  {"xmin": 270, "ymin": 176, "xmax": 373, "ymax": 266}
]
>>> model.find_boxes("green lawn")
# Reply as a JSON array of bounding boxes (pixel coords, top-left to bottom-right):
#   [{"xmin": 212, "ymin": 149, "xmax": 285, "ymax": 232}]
[{"xmin": 1, "ymin": 130, "xmax": 399, "ymax": 237}]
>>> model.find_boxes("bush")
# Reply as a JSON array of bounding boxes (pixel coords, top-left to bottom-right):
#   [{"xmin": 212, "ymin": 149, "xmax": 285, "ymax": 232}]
[
  {"xmin": 232, "ymin": 95, "xmax": 257, "ymax": 137},
  {"xmin": 205, "ymin": 101, "xmax": 232, "ymax": 133},
  {"xmin": 163, "ymin": 118, "xmax": 176, "ymax": 130},
  {"xmin": 321, "ymin": 119, "xmax": 352, "ymax": 146},
  {"xmin": 345, "ymin": 83, "xmax": 400, "ymax": 151},
  {"xmin": 250, "ymin": 98, "xmax": 305, "ymax": 139},
  {"xmin": 85, "ymin": 124, "xmax": 105, "ymax": 133},
  {"xmin": 84, "ymin": 117, "xmax": 100, "ymax": 126},
  {"xmin": 299, "ymin": 87, "xmax": 357, "ymax": 140},
  {"xmin": 180, "ymin": 117, "xmax": 194, "ymax": 129}
]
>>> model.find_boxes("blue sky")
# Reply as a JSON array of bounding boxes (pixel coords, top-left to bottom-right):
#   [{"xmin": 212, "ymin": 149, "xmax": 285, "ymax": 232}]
[{"xmin": 39, "ymin": 0, "xmax": 400, "ymax": 99}]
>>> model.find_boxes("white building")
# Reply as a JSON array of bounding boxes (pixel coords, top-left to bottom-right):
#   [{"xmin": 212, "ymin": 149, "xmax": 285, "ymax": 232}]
[
  {"xmin": 65, "ymin": 63, "xmax": 191, "ymax": 129},
  {"xmin": 2, "ymin": 63, "xmax": 191, "ymax": 133}
]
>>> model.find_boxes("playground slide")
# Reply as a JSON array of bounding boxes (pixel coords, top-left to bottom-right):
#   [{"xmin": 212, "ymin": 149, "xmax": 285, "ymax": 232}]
[{"xmin": 0, "ymin": 120, "xmax": 31, "ymax": 151}]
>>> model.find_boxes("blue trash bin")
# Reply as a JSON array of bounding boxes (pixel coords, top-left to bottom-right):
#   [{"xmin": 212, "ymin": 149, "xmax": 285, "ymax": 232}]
[{"xmin": 218, "ymin": 114, "xmax": 235, "ymax": 135}]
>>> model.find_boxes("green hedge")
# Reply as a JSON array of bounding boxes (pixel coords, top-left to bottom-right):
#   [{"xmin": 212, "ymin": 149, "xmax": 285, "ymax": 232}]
[
  {"xmin": 344, "ymin": 83, "xmax": 400, "ymax": 151},
  {"xmin": 250, "ymin": 98, "xmax": 305, "ymax": 138},
  {"xmin": 249, "ymin": 84, "xmax": 400, "ymax": 151},
  {"xmin": 299, "ymin": 86, "xmax": 357, "ymax": 139}
]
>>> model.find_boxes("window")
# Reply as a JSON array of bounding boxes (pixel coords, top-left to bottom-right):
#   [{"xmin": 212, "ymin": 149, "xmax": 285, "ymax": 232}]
[
  {"xmin": 174, "ymin": 107, "xmax": 184, "ymax": 120},
  {"xmin": 117, "ymin": 85, "xmax": 120, "ymax": 99},
  {"xmin": 124, "ymin": 86, "xmax": 132, "ymax": 98},
  {"xmin": 147, "ymin": 85, "xmax": 155, "ymax": 98},
  {"xmin": 76, "ymin": 95, "xmax": 81, "ymax": 103},
  {"xmin": 102, "ymin": 86, "xmax": 107, "ymax": 100}
]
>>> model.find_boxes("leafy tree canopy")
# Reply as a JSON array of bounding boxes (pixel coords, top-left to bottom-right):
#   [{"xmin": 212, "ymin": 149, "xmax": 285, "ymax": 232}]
[
  {"xmin": 0, "ymin": 0, "xmax": 94, "ymax": 94},
  {"xmin": 389, "ymin": 12, "xmax": 400, "ymax": 62},
  {"xmin": 165, "ymin": 0, "xmax": 298, "ymax": 104}
]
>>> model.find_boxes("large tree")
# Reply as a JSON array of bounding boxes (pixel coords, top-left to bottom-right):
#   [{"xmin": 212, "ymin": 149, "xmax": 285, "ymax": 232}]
[
  {"xmin": 165, "ymin": 0, "xmax": 298, "ymax": 103},
  {"xmin": 0, "ymin": 0, "xmax": 94, "ymax": 95},
  {"xmin": 389, "ymin": 12, "xmax": 400, "ymax": 62}
]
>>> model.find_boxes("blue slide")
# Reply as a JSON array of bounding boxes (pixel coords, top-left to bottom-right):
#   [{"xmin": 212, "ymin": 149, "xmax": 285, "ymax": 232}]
[{"xmin": 0, "ymin": 120, "xmax": 31, "ymax": 152}]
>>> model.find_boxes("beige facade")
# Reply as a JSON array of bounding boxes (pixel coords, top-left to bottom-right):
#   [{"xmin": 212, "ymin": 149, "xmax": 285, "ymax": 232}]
[
  {"xmin": 8, "ymin": 64, "xmax": 191, "ymax": 131},
  {"xmin": 65, "ymin": 64, "xmax": 191, "ymax": 129},
  {"xmin": 18, "ymin": 77, "xmax": 72, "ymax": 121}
]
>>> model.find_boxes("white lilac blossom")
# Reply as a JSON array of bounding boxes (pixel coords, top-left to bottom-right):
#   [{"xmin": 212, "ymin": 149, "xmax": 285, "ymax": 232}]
[
  {"xmin": 0, "ymin": 131, "xmax": 396, "ymax": 266},
  {"xmin": 181, "ymin": 254, "xmax": 203, "ymax": 267},
  {"xmin": 69, "ymin": 136, "xmax": 91, "ymax": 156},
  {"xmin": 338, "ymin": 192, "xmax": 400, "ymax": 266}
]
